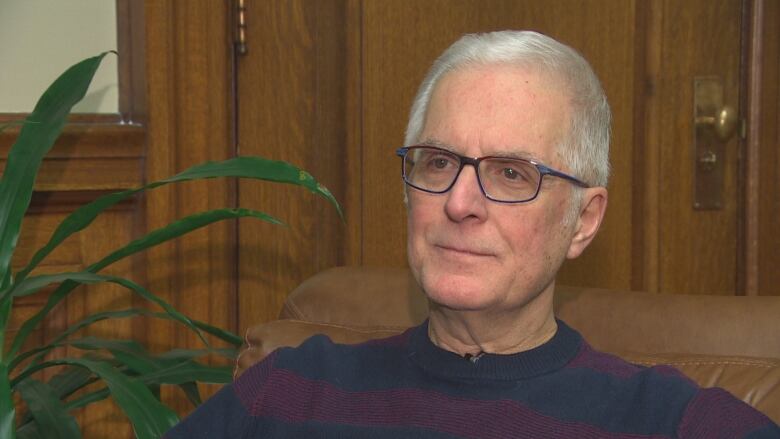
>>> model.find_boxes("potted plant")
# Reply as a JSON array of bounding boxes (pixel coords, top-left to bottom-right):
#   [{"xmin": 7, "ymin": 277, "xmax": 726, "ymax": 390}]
[{"xmin": 0, "ymin": 53, "xmax": 341, "ymax": 438}]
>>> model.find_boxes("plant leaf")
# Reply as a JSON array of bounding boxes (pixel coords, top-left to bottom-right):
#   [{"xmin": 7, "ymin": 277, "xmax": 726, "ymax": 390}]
[
  {"xmin": 62, "ymin": 387, "xmax": 109, "ymax": 412},
  {"xmin": 0, "ymin": 296, "xmax": 11, "ymax": 358},
  {"xmin": 178, "ymin": 382, "xmax": 202, "ymax": 406},
  {"xmin": 4, "ymin": 272, "xmax": 205, "ymax": 349},
  {"xmin": 16, "ymin": 378, "xmax": 81, "ymax": 439},
  {"xmin": 16, "ymin": 421, "xmax": 41, "ymax": 439},
  {"xmin": 156, "ymin": 347, "xmax": 237, "ymax": 361},
  {"xmin": 16, "ymin": 156, "xmax": 342, "ymax": 283},
  {"xmin": 67, "ymin": 337, "xmax": 152, "ymax": 372},
  {"xmin": 9, "ymin": 207, "xmax": 278, "ymax": 359},
  {"xmin": 0, "ymin": 53, "xmax": 110, "ymax": 288},
  {"xmin": 16, "ymin": 367, "xmax": 96, "ymax": 429},
  {"xmin": 0, "ymin": 363, "xmax": 15, "ymax": 439},
  {"xmin": 10, "ymin": 309, "xmax": 154, "ymax": 371},
  {"xmin": 38, "ymin": 358, "xmax": 178, "ymax": 439},
  {"xmin": 16, "ymin": 421, "xmax": 43, "ymax": 439},
  {"xmin": 64, "ymin": 338, "xmax": 231, "ymax": 408},
  {"xmin": 0, "ymin": 263, "xmax": 12, "ymax": 358},
  {"xmin": 15, "ymin": 337, "xmax": 229, "ymax": 415},
  {"xmin": 191, "ymin": 319, "xmax": 243, "ymax": 347},
  {"xmin": 11, "ymin": 309, "xmax": 238, "ymax": 372},
  {"xmin": 8, "ymin": 282, "xmax": 73, "ymax": 361},
  {"xmin": 46, "ymin": 366, "xmax": 95, "ymax": 401},
  {"xmin": 87, "ymin": 207, "xmax": 283, "ymax": 274},
  {"xmin": 137, "ymin": 361, "xmax": 233, "ymax": 385},
  {"xmin": 55, "ymin": 361, "xmax": 229, "ymax": 412}
]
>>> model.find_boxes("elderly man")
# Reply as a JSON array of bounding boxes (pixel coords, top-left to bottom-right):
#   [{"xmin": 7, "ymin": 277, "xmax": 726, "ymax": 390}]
[{"xmin": 166, "ymin": 31, "xmax": 779, "ymax": 438}]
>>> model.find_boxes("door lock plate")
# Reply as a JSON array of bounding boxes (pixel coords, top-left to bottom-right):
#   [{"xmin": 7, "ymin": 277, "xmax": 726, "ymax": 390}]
[{"xmin": 693, "ymin": 77, "xmax": 735, "ymax": 210}]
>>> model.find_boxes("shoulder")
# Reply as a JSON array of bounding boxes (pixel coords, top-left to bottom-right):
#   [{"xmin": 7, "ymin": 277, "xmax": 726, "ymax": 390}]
[
  {"xmin": 272, "ymin": 328, "xmax": 412, "ymax": 374},
  {"xmin": 235, "ymin": 328, "xmax": 414, "ymax": 400},
  {"xmin": 564, "ymin": 342, "xmax": 779, "ymax": 437},
  {"xmin": 677, "ymin": 387, "xmax": 779, "ymax": 438},
  {"xmin": 562, "ymin": 342, "xmax": 696, "ymax": 429},
  {"xmin": 566, "ymin": 340, "xmax": 693, "ymax": 386}
]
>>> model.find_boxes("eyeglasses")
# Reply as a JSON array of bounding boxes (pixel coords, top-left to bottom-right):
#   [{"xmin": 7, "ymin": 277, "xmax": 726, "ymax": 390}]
[{"xmin": 396, "ymin": 145, "xmax": 589, "ymax": 203}]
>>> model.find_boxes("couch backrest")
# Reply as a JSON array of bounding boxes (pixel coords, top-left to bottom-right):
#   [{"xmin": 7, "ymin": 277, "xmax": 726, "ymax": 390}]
[
  {"xmin": 280, "ymin": 266, "xmax": 780, "ymax": 358},
  {"xmin": 239, "ymin": 266, "xmax": 780, "ymax": 423}
]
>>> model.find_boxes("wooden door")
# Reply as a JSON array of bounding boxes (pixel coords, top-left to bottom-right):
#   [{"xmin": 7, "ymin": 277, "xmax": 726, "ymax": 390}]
[
  {"xmin": 234, "ymin": 0, "xmax": 778, "ymax": 330},
  {"xmin": 235, "ymin": 1, "xmax": 355, "ymax": 326},
  {"xmin": 641, "ymin": 0, "xmax": 743, "ymax": 295}
]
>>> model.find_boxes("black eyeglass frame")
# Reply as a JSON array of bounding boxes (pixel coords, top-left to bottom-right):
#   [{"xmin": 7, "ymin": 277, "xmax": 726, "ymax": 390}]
[{"xmin": 395, "ymin": 145, "xmax": 590, "ymax": 204}]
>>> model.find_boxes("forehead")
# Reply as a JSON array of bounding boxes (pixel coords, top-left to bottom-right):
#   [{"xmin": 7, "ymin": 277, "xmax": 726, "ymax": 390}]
[{"xmin": 421, "ymin": 64, "xmax": 570, "ymax": 163}]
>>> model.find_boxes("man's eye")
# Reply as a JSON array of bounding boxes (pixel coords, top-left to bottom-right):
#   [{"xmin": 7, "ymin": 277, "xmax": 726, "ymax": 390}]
[
  {"xmin": 502, "ymin": 167, "xmax": 521, "ymax": 180},
  {"xmin": 426, "ymin": 155, "xmax": 455, "ymax": 170},
  {"xmin": 433, "ymin": 158, "xmax": 450, "ymax": 169}
]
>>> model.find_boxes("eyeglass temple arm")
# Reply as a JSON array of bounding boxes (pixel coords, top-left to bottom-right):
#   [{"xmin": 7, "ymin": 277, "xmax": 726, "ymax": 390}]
[{"xmin": 539, "ymin": 165, "xmax": 590, "ymax": 188}]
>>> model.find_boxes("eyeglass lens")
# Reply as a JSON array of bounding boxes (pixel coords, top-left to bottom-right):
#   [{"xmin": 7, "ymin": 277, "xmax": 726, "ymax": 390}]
[{"xmin": 403, "ymin": 147, "xmax": 541, "ymax": 202}]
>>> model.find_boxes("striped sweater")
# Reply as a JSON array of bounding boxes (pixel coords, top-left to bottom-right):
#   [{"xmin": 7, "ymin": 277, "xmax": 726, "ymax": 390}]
[{"xmin": 166, "ymin": 320, "xmax": 779, "ymax": 438}]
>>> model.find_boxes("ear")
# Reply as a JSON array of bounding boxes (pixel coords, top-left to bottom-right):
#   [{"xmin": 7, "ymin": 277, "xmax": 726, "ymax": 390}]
[{"xmin": 566, "ymin": 187, "xmax": 608, "ymax": 259}]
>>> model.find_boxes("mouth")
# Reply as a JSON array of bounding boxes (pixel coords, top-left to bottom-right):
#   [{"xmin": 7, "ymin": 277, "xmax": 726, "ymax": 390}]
[{"xmin": 434, "ymin": 244, "xmax": 493, "ymax": 258}]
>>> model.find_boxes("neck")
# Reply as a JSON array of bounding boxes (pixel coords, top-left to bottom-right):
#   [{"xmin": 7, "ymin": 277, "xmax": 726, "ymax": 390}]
[{"xmin": 427, "ymin": 285, "xmax": 557, "ymax": 357}]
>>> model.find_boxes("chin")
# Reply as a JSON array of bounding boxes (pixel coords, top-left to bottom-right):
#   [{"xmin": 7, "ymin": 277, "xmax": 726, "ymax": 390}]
[{"xmin": 419, "ymin": 270, "xmax": 500, "ymax": 311}]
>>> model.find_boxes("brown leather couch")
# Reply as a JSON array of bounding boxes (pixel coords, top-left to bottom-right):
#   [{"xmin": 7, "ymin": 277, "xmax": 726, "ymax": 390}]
[{"xmin": 236, "ymin": 266, "xmax": 780, "ymax": 423}]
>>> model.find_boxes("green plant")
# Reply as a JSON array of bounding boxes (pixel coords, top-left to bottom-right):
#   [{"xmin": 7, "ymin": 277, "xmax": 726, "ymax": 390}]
[{"xmin": 0, "ymin": 53, "xmax": 341, "ymax": 438}]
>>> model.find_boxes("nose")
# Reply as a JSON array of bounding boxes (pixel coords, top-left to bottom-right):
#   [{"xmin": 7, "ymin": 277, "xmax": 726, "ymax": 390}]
[{"xmin": 444, "ymin": 164, "xmax": 488, "ymax": 222}]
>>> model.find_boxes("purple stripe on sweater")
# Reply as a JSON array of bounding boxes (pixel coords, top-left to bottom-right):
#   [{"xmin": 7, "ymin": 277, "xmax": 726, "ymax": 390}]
[
  {"xmin": 248, "ymin": 369, "xmax": 666, "ymax": 439},
  {"xmin": 677, "ymin": 387, "xmax": 773, "ymax": 438},
  {"xmin": 235, "ymin": 351, "xmax": 278, "ymax": 412},
  {"xmin": 566, "ymin": 343, "xmax": 642, "ymax": 379}
]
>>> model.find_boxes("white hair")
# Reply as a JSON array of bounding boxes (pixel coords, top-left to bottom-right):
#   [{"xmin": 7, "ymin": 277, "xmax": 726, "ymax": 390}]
[{"xmin": 404, "ymin": 30, "xmax": 611, "ymax": 189}]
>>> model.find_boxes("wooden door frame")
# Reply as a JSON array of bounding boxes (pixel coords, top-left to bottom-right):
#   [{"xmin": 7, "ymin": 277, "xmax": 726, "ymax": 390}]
[{"xmin": 741, "ymin": 0, "xmax": 778, "ymax": 296}]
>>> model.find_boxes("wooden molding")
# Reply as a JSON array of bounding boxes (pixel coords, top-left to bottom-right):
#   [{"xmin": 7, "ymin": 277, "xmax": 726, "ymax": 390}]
[
  {"xmin": 0, "ymin": 123, "xmax": 145, "ymax": 192},
  {"xmin": 639, "ymin": 0, "xmax": 664, "ymax": 293},
  {"xmin": 743, "ymin": 0, "xmax": 763, "ymax": 296},
  {"xmin": 27, "ymin": 190, "xmax": 139, "ymax": 213}
]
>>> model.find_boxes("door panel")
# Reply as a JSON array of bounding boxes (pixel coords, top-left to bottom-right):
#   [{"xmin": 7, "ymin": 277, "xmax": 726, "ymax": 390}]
[
  {"xmin": 237, "ymin": 1, "xmax": 351, "ymax": 326},
  {"xmin": 654, "ymin": 0, "xmax": 742, "ymax": 294}
]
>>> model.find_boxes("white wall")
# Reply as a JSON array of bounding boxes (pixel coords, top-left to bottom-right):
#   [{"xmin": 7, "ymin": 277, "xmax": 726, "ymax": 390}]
[{"xmin": 0, "ymin": 0, "xmax": 118, "ymax": 113}]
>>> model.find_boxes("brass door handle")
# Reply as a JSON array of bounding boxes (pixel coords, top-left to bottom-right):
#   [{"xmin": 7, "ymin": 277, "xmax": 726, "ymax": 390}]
[
  {"xmin": 693, "ymin": 77, "xmax": 737, "ymax": 209},
  {"xmin": 695, "ymin": 105, "xmax": 738, "ymax": 141}
]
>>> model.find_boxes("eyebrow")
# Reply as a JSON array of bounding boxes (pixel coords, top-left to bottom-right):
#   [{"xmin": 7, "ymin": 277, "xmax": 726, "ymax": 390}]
[{"xmin": 418, "ymin": 137, "xmax": 541, "ymax": 162}]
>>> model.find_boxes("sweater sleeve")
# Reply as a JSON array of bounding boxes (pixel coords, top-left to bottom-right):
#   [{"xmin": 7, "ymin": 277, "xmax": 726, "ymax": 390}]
[
  {"xmin": 163, "ymin": 383, "xmax": 251, "ymax": 439},
  {"xmin": 676, "ymin": 387, "xmax": 780, "ymax": 438}
]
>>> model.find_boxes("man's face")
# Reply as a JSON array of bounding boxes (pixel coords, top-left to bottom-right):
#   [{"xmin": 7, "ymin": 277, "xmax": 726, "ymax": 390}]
[{"xmin": 407, "ymin": 64, "xmax": 579, "ymax": 314}]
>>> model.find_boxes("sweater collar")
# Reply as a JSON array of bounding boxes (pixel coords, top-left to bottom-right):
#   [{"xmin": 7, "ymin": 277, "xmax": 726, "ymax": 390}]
[{"xmin": 407, "ymin": 319, "xmax": 582, "ymax": 382}]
